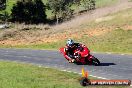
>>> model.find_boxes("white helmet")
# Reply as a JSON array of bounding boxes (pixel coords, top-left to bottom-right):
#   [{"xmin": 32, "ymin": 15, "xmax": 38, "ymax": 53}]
[{"xmin": 67, "ymin": 39, "xmax": 74, "ymax": 47}]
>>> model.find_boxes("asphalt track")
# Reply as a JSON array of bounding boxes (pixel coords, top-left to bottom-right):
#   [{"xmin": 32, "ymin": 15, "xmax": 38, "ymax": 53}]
[{"xmin": 0, "ymin": 48, "xmax": 132, "ymax": 81}]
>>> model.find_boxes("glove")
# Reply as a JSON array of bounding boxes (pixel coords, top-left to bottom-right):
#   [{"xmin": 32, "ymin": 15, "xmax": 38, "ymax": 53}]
[{"xmin": 74, "ymin": 52, "xmax": 81, "ymax": 59}]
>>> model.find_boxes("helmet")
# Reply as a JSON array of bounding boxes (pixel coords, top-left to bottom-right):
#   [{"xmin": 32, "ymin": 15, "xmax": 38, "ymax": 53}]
[{"xmin": 67, "ymin": 39, "xmax": 74, "ymax": 47}]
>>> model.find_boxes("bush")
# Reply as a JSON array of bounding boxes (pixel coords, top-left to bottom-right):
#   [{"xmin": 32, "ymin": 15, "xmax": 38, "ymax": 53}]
[{"xmin": 11, "ymin": 0, "xmax": 47, "ymax": 24}]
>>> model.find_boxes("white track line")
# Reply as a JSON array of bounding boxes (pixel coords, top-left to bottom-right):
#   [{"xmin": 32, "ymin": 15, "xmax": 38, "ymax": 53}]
[
  {"xmin": 106, "ymin": 52, "xmax": 112, "ymax": 54},
  {"xmin": 121, "ymin": 54, "xmax": 125, "ymax": 55},
  {"xmin": 61, "ymin": 70, "xmax": 108, "ymax": 80},
  {"xmin": 89, "ymin": 75, "xmax": 108, "ymax": 80}
]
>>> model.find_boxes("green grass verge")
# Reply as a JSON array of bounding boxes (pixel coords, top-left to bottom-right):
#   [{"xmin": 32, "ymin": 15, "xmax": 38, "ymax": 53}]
[
  {"xmin": 0, "ymin": 61, "xmax": 129, "ymax": 88},
  {"xmin": 0, "ymin": 61, "xmax": 81, "ymax": 88},
  {"xmin": 0, "ymin": 41, "xmax": 66, "ymax": 50}
]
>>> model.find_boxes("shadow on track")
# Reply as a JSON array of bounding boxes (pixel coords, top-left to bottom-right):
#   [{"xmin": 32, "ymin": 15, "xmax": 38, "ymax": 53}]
[
  {"xmin": 75, "ymin": 63, "xmax": 116, "ymax": 66},
  {"xmin": 99, "ymin": 63, "xmax": 116, "ymax": 66}
]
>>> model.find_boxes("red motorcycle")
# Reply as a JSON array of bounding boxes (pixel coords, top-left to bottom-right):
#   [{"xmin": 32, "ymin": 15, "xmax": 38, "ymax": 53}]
[{"xmin": 60, "ymin": 45, "xmax": 100, "ymax": 65}]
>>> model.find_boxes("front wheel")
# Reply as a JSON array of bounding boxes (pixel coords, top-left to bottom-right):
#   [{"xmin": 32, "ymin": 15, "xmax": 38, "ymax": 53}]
[{"xmin": 92, "ymin": 56, "xmax": 100, "ymax": 66}]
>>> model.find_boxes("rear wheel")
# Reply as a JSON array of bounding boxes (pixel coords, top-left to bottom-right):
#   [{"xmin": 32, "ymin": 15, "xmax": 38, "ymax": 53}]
[{"xmin": 92, "ymin": 56, "xmax": 100, "ymax": 66}]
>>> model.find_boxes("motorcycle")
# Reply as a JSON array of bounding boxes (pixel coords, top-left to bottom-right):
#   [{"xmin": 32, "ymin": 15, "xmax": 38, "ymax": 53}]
[{"xmin": 59, "ymin": 45, "xmax": 100, "ymax": 65}]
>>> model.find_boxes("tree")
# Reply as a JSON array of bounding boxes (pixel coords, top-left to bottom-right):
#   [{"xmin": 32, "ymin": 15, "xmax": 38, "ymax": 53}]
[
  {"xmin": 0, "ymin": 0, "xmax": 6, "ymax": 10},
  {"xmin": 0, "ymin": 0, "xmax": 8, "ymax": 21},
  {"xmin": 33, "ymin": 0, "xmax": 47, "ymax": 23},
  {"xmin": 11, "ymin": 0, "xmax": 47, "ymax": 24},
  {"xmin": 81, "ymin": 0, "xmax": 95, "ymax": 11},
  {"xmin": 47, "ymin": 0, "xmax": 74, "ymax": 24}
]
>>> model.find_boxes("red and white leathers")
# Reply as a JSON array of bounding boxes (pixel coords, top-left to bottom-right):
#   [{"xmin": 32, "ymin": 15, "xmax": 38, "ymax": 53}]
[{"xmin": 64, "ymin": 43, "xmax": 89, "ymax": 62}]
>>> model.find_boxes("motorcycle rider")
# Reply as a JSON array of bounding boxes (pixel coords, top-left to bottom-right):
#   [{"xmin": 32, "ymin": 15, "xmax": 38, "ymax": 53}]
[{"xmin": 64, "ymin": 39, "xmax": 85, "ymax": 63}]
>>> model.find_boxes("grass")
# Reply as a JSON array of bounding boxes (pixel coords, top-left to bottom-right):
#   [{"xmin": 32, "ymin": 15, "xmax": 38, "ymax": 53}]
[
  {"xmin": 78, "ymin": 8, "xmax": 132, "ymax": 29},
  {"xmin": 0, "ymin": 8, "xmax": 132, "ymax": 54},
  {"xmin": 0, "ymin": 61, "xmax": 81, "ymax": 88},
  {"xmin": 74, "ymin": 8, "xmax": 132, "ymax": 54},
  {"xmin": 0, "ymin": 41, "xmax": 65, "ymax": 50},
  {"xmin": 95, "ymin": 0, "xmax": 119, "ymax": 8},
  {"xmin": 80, "ymin": 29, "xmax": 132, "ymax": 54},
  {"xmin": 0, "ymin": 61, "xmax": 129, "ymax": 88},
  {"xmin": 1, "ymin": 28, "xmax": 131, "ymax": 54},
  {"xmin": 0, "ymin": 3, "xmax": 132, "ymax": 54}
]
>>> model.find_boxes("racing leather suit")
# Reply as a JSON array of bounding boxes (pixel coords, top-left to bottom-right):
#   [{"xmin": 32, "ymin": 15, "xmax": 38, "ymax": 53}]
[{"xmin": 64, "ymin": 43, "xmax": 84, "ymax": 61}]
